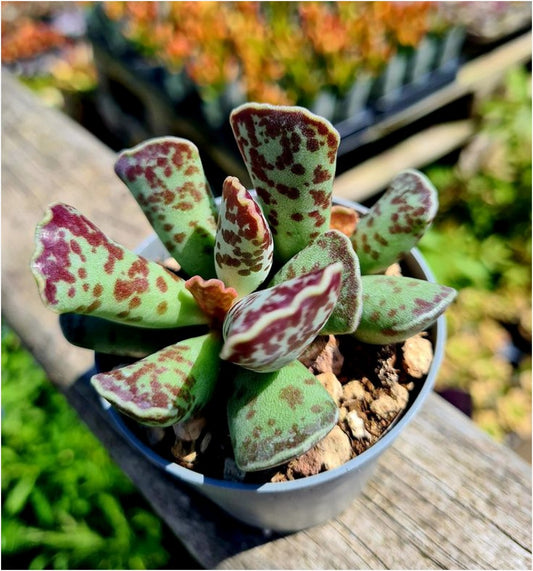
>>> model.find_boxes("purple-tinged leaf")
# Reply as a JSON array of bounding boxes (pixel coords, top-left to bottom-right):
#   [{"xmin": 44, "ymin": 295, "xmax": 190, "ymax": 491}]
[
  {"xmin": 228, "ymin": 360, "xmax": 338, "ymax": 471},
  {"xmin": 350, "ymin": 170, "xmax": 438, "ymax": 274},
  {"xmin": 31, "ymin": 203, "xmax": 207, "ymax": 328},
  {"xmin": 115, "ymin": 137, "xmax": 218, "ymax": 278},
  {"xmin": 184, "ymin": 275, "xmax": 238, "ymax": 329},
  {"xmin": 354, "ymin": 275, "xmax": 457, "ymax": 344},
  {"xmin": 214, "ymin": 176, "xmax": 273, "ymax": 296},
  {"xmin": 220, "ymin": 263, "xmax": 343, "ymax": 372},
  {"xmin": 270, "ymin": 230, "xmax": 362, "ymax": 335},
  {"xmin": 91, "ymin": 333, "xmax": 222, "ymax": 426},
  {"xmin": 230, "ymin": 103, "xmax": 340, "ymax": 264}
]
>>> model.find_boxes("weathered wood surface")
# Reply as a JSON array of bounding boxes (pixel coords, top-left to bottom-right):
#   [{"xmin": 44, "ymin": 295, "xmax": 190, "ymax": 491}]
[{"xmin": 3, "ymin": 72, "xmax": 532, "ymax": 570}]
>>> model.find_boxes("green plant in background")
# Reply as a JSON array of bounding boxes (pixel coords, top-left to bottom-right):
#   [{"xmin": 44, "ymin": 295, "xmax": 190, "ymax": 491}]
[
  {"xmin": 420, "ymin": 67, "xmax": 531, "ymax": 447},
  {"xmin": 31, "ymin": 103, "xmax": 455, "ymax": 473},
  {"xmin": 2, "ymin": 326, "xmax": 199, "ymax": 569}
]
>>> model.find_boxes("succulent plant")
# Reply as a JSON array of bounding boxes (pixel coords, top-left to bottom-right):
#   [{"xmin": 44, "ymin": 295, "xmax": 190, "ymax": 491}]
[{"xmin": 31, "ymin": 102, "xmax": 456, "ymax": 472}]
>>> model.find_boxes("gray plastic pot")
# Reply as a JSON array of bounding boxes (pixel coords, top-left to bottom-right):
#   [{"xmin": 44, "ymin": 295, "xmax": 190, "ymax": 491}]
[{"xmin": 99, "ymin": 198, "xmax": 446, "ymax": 532}]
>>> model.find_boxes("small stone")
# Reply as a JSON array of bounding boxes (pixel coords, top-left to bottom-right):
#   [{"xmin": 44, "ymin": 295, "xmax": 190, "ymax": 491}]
[
  {"xmin": 287, "ymin": 426, "xmax": 352, "ymax": 478},
  {"xmin": 346, "ymin": 411, "xmax": 371, "ymax": 440},
  {"xmin": 402, "ymin": 333, "xmax": 433, "ymax": 378},
  {"xmin": 385, "ymin": 263, "xmax": 402, "ymax": 276},
  {"xmin": 316, "ymin": 372, "xmax": 343, "ymax": 405},
  {"xmin": 298, "ymin": 336, "xmax": 329, "ymax": 369},
  {"xmin": 270, "ymin": 471, "xmax": 288, "ymax": 483},
  {"xmin": 375, "ymin": 345, "xmax": 399, "ymax": 386},
  {"xmin": 370, "ymin": 394, "xmax": 401, "ymax": 420},
  {"xmin": 342, "ymin": 380, "xmax": 368, "ymax": 403},
  {"xmin": 390, "ymin": 382, "xmax": 410, "ymax": 410},
  {"xmin": 173, "ymin": 416, "xmax": 206, "ymax": 441},
  {"xmin": 313, "ymin": 335, "xmax": 344, "ymax": 376}
]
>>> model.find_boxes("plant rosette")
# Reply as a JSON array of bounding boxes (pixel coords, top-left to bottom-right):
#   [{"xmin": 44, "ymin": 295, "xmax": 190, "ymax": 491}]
[{"xmin": 31, "ymin": 103, "xmax": 456, "ymax": 531}]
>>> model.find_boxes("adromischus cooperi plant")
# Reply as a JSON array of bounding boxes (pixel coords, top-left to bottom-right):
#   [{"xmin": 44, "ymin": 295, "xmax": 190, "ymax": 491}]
[{"xmin": 31, "ymin": 103, "xmax": 456, "ymax": 472}]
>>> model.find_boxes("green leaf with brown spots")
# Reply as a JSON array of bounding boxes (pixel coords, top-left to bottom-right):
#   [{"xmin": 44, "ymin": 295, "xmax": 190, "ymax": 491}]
[
  {"xmin": 31, "ymin": 203, "xmax": 207, "ymax": 328},
  {"xmin": 230, "ymin": 103, "xmax": 340, "ymax": 264},
  {"xmin": 114, "ymin": 137, "xmax": 218, "ymax": 278},
  {"xmin": 350, "ymin": 170, "xmax": 438, "ymax": 274},
  {"xmin": 227, "ymin": 360, "xmax": 338, "ymax": 471},
  {"xmin": 269, "ymin": 230, "xmax": 362, "ymax": 335},
  {"xmin": 354, "ymin": 275, "xmax": 457, "ymax": 344},
  {"xmin": 91, "ymin": 333, "xmax": 222, "ymax": 426},
  {"xmin": 214, "ymin": 176, "xmax": 273, "ymax": 297}
]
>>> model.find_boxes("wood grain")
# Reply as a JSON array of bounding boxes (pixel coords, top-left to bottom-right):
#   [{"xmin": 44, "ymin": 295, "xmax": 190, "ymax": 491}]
[{"xmin": 3, "ymin": 71, "xmax": 531, "ymax": 570}]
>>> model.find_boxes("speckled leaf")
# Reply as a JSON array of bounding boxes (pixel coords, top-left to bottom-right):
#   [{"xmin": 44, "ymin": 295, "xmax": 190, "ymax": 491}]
[
  {"xmin": 350, "ymin": 170, "xmax": 438, "ymax": 274},
  {"xmin": 114, "ymin": 137, "xmax": 218, "ymax": 278},
  {"xmin": 230, "ymin": 103, "xmax": 340, "ymax": 264},
  {"xmin": 227, "ymin": 360, "xmax": 338, "ymax": 471},
  {"xmin": 220, "ymin": 263, "xmax": 343, "ymax": 372},
  {"xmin": 31, "ymin": 203, "xmax": 207, "ymax": 328},
  {"xmin": 354, "ymin": 275, "xmax": 457, "ymax": 344},
  {"xmin": 59, "ymin": 313, "xmax": 207, "ymax": 358},
  {"xmin": 214, "ymin": 176, "xmax": 273, "ymax": 296},
  {"xmin": 91, "ymin": 333, "xmax": 222, "ymax": 426},
  {"xmin": 269, "ymin": 230, "xmax": 362, "ymax": 335}
]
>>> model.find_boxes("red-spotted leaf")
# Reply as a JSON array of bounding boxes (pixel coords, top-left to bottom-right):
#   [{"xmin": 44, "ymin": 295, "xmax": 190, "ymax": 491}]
[
  {"xmin": 354, "ymin": 275, "xmax": 457, "ymax": 344},
  {"xmin": 230, "ymin": 103, "xmax": 340, "ymax": 264},
  {"xmin": 227, "ymin": 360, "xmax": 338, "ymax": 471},
  {"xmin": 115, "ymin": 137, "xmax": 218, "ymax": 278},
  {"xmin": 350, "ymin": 170, "xmax": 438, "ymax": 274},
  {"xmin": 91, "ymin": 333, "xmax": 222, "ymax": 426},
  {"xmin": 31, "ymin": 203, "xmax": 207, "ymax": 328},
  {"xmin": 269, "ymin": 230, "xmax": 362, "ymax": 335},
  {"xmin": 214, "ymin": 176, "xmax": 273, "ymax": 296},
  {"xmin": 185, "ymin": 275, "xmax": 238, "ymax": 329},
  {"xmin": 220, "ymin": 263, "xmax": 343, "ymax": 372}
]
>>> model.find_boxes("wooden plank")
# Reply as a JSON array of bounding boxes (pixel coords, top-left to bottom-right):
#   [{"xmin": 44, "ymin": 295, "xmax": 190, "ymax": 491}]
[
  {"xmin": 3, "ymin": 73, "xmax": 531, "ymax": 570},
  {"xmin": 334, "ymin": 119, "xmax": 475, "ymax": 202}
]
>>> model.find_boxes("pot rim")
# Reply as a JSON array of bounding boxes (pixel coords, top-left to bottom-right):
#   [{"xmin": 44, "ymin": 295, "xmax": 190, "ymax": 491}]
[{"xmin": 101, "ymin": 197, "xmax": 446, "ymax": 493}]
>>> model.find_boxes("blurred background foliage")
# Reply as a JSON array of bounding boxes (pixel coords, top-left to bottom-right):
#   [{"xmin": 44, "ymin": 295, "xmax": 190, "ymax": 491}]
[
  {"xmin": 2, "ymin": 326, "xmax": 199, "ymax": 570},
  {"xmin": 420, "ymin": 66, "xmax": 531, "ymax": 452}
]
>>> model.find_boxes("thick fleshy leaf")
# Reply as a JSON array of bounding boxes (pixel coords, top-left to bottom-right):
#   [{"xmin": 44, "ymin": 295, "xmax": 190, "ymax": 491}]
[
  {"xmin": 91, "ymin": 333, "xmax": 222, "ymax": 426},
  {"xmin": 59, "ymin": 313, "xmax": 207, "ymax": 358},
  {"xmin": 214, "ymin": 176, "xmax": 273, "ymax": 296},
  {"xmin": 269, "ymin": 230, "xmax": 362, "ymax": 335},
  {"xmin": 230, "ymin": 103, "xmax": 340, "ymax": 263},
  {"xmin": 353, "ymin": 275, "xmax": 457, "ymax": 344},
  {"xmin": 350, "ymin": 170, "xmax": 438, "ymax": 274},
  {"xmin": 31, "ymin": 203, "xmax": 207, "ymax": 328},
  {"xmin": 227, "ymin": 360, "xmax": 338, "ymax": 471},
  {"xmin": 220, "ymin": 263, "xmax": 343, "ymax": 372},
  {"xmin": 184, "ymin": 276, "xmax": 238, "ymax": 328},
  {"xmin": 114, "ymin": 137, "xmax": 218, "ymax": 278}
]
